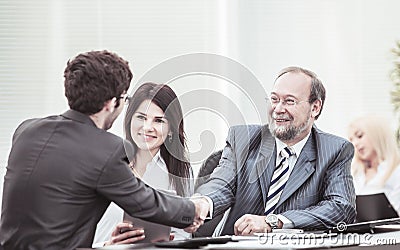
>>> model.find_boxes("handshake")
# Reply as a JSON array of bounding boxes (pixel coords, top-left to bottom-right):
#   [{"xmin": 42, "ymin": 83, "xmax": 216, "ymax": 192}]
[{"xmin": 184, "ymin": 196, "xmax": 211, "ymax": 233}]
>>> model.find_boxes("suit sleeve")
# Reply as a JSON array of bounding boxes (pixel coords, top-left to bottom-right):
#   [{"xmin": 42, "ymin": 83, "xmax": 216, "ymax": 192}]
[
  {"xmin": 281, "ymin": 141, "xmax": 357, "ymax": 229},
  {"xmin": 96, "ymin": 142, "xmax": 195, "ymax": 228},
  {"xmin": 195, "ymin": 126, "xmax": 239, "ymax": 217},
  {"xmin": 11, "ymin": 118, "xmax": 39, "ymax": 144}
]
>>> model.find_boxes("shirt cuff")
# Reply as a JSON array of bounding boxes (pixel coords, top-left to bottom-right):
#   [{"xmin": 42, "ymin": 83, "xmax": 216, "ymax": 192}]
[
  {"xmin": 277, "ymin": 214, "xmax": 294, "ymax": 229},
  {"xmin": 192, "ymin": 194, "xmax": 213, "ymax": 219}
]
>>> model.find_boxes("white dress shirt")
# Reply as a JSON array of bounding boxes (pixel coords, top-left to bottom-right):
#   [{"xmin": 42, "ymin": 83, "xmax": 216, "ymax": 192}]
[{"xmin": 274, "ymin": 134, "xmax": 309, "ymax": 228}]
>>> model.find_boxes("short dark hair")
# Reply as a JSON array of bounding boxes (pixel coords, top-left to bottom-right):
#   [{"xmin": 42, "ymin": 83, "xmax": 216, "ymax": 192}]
[
  {"xmin": 64, "ymin": 50, "xmax": 133, "ymax": 115},
  {"xmin": 275, "ymin": 66, "xmax": 326, "ymax": 120}
]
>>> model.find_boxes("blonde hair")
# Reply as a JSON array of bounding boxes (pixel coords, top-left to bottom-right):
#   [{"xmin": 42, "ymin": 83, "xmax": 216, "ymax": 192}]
[{"xmin": 348, "ymin": 115, "xmax": 400, "ymax": 185}]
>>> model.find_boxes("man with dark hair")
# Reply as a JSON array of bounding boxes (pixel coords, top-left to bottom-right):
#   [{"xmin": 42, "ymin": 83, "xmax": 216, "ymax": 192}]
[
  {"xmin": 0, "ymin": 50, "xmax": 206, "ymax": 249},
  {"xmin": 64, "ymin": 50, "xmax": 132, "ymax": 117},
  {"xmin": 196, "ymin": 66, "xmax": 356, "ymax": 236}
]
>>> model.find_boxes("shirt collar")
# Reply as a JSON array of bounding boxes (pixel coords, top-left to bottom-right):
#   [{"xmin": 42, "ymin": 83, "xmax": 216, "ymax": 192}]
[
  {"xmin": 151, "ymin": 150, "xmax": 165, "ymax": 165},
  {"xmin": 275, "ymin": 132, "xmax": 311, "ymax": 157}
]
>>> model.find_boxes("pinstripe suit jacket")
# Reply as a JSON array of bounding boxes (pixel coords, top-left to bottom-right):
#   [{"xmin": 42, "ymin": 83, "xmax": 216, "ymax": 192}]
[{"xmin": 196, "ymin": 124, "xmax": 356, "ymax": 235}]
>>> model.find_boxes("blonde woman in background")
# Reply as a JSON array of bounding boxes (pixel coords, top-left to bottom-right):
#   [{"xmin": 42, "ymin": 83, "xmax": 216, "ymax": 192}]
[{"xmin": 347, "ymin": 114, "xmax": 400, "ymax": 215}]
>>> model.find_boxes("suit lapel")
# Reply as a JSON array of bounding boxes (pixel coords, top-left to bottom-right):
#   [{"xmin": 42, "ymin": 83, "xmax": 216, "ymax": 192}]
[
  {"xmin": 275, "ymin": 133, "xmax": 317, "ymax": 208},
  {"xmin": 249, "ymin": 126, "xmax": 318, "ymax": 211},
  {"xmin": 249, "ymin": 127, "xmax": 276, "ymax": 206}
]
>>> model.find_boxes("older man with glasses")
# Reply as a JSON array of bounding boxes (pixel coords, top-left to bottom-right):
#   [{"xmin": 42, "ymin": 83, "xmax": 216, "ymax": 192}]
[{"xmin": 195, "ymin": 66, "xmax": 356, "ymax": 236}]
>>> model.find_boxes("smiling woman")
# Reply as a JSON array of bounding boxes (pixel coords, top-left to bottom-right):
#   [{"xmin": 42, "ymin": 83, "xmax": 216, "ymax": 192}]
[
  {"xmin": 130, "ymin": 99, "xmax": 171, "ymax": 162},
  {"xmin": 92, "ymin": 82, "xmax": 194, "ymax": 246},
  {"xmin": 124, "ymin": 82, "xmax": 192, "ymax": 197}
]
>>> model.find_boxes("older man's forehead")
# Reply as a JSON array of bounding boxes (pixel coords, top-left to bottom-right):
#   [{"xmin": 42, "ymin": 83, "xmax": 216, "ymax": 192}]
[{"xmin": 272, "ymin": 72, "xmax": 311, "ymax": 97}]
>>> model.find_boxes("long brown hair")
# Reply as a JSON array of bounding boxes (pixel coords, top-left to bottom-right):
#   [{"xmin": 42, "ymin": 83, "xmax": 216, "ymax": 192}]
[{"xmin": 124, "ymin": 82, "xmax": 192, "ymax": 196}]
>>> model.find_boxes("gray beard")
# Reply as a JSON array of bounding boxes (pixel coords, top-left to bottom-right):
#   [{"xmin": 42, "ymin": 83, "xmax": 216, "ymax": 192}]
[
  {"xmin": 271, "ymin": 125, "xmax": 299, "ymax": 141},
  {"xmin": 270, "ymin": 114, "xmax": 311, "ymax": 141}
]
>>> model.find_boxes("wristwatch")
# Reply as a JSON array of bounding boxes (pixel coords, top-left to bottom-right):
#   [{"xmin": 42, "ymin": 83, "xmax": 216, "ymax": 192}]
[{"xmin": 265, "ymin": 214, "xmax": 279, "ymax": 229}]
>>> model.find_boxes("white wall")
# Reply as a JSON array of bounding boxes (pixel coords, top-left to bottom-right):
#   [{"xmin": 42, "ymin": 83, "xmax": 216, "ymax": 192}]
[{"xmin": 1, "ymin": 0, "xmax": 400, "ymax": 211}]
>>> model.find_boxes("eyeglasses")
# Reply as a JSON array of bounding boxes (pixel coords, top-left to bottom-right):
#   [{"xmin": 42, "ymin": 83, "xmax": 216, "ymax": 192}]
[
  {"xmin": 267, "ymin": 95, "xmax": 308, "ymax": 107},
  {"xmin": 117, "ymin": 94, "xmax": 131, "ymax": 105}
]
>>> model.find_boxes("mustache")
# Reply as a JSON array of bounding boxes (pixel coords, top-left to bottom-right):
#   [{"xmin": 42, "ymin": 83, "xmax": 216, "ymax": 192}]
[{"xmin": 272, "ymin": 114, "xmax": 292, "ymax": 120}]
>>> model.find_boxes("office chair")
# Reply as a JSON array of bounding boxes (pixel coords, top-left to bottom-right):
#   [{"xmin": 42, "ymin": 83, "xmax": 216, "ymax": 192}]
[{"xmin": 193, "ymin": 150, "xmax": 224, "ymax": 237}]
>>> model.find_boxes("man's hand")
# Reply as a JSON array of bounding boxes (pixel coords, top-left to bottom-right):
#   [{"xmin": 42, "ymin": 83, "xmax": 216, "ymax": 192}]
[
  {"xmin": 104, "ymin": 222, "xmax": 145, "ymax": 246},
  {"xmin": 184, "ymin": 197, "xmax": 210, "ymax": 233},
  {"xmin": 234, "ymin": 214, "xmax": 271, "ymax": 235}
]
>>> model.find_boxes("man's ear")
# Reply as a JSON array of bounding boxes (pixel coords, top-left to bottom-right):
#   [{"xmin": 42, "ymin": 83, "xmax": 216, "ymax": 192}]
[
  {"xmin": 104, "ymin": 97, "xmax": 117, "ymax": 112},
  {"xmin": 310, "ymin": 99, "xmax": 322, "ymax": 118}
]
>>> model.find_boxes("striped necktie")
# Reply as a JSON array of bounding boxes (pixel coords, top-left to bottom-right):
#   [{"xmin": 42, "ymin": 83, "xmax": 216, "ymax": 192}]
[{"xmin": 264, "ymin": 146, "xmax": 294, "ymax": 215}]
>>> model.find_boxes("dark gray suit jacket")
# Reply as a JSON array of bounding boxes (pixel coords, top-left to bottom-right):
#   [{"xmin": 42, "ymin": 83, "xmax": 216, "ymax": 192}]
[
  {"xmin": 0, "ymin": 110, "xmax": 194, "ymax": 250},
  {"xmin": 196, "ymin": 124, "xmax": 356, "ymax": 235}
]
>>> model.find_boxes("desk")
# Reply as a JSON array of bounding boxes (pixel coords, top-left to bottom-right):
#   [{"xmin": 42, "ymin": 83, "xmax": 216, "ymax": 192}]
[{"xmin": 80, "ymin": 231, "xmax": 400, "ymax": 250}]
